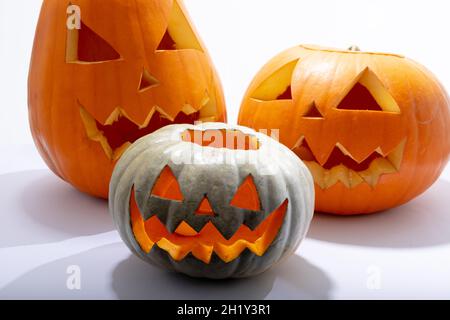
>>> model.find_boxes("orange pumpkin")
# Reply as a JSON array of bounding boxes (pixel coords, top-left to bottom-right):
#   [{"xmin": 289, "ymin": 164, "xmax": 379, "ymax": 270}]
[
  {"xmin": 239, "ymin": 45, "xmax": 450, "ymax": 214},
  {"xmin": 28, "ymin": 0, "xmax": 226, "ymax": 199}
]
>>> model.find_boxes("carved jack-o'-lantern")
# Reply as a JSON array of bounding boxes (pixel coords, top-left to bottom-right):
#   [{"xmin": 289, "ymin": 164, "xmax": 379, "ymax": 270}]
[
  {"xmin": 28, "ymin": 0, "xmax": 226, "ymax": 198},
  {"xmin": 239, "ymin": 45, "xmax": 450, "ymax": 214},
  {"xmin": 109, "ymin": 123, "xmax": 314, "ymax": 279}
]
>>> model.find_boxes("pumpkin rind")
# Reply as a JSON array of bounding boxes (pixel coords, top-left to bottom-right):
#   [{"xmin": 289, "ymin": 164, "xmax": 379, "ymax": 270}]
[
  {"xmin": 109, "ymin": 123, "xmax": 314, "ymax": 279},
  {"xmin": 239, "ymin": 45, "xmax": 450, "ymax": 214},
  {"xmin": 28, "ymin": 0, "xmax": 226, "ymax": 199}
]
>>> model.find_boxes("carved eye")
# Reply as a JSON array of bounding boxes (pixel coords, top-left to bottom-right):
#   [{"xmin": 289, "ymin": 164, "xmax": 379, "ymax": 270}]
[
  {"xmin": 66, "ymin": 21, "xmax": 121, "ymax": 63},
  {"xmin": 156, "ymin": 0, "xmax": 203, "ymax": 52},
  {"xmin": 336, "ymin": 68, "xmax": 401, "ymax": 113},
  {"xmin": 250, "ymin": 60, "xmax": 299, "ymax": 101},
  {"xmin": 230, "ymin": 175, "xmax": 261, "ymax": 211},
  {"xmin": 151, "ymin": 166, "xmax": 184, "ymax": 201}
]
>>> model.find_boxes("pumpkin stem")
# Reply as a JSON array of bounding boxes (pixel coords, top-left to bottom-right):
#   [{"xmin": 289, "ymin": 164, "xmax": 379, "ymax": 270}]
[{"xmin": 348, "ymin": 45, "xmax": 361, "ymax": 52}]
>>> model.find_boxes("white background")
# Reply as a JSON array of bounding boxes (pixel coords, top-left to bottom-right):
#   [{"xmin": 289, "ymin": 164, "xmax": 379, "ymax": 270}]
[
  {"xmin": 1, "ymin": 0, "xmax": 450, "ymax": 143},
  {"xmin": 0, "ymin": 0, "xmax": 449, "ymax": 300}
]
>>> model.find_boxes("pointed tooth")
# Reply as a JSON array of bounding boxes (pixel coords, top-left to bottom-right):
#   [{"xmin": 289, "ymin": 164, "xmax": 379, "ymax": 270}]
[
  {"xmin": 359, "ymin": 158, "xmax": 397, "ymax": 187},
  {"xmin": 156, "ymin": 239, "xmax": 191, "ymax": 261},
  {"xmin": 174, "ymin": 221, "xmax": 198, "ymax": 237},
  {"xmin": 113, "ymin": 142, "xmax": 132, "ymax": 161},
  {"xmin": 155, "ymin": 106, "xmax": 175, "ymax": 121},
  {"xmin": 79, "ymin": 106, "xmax": 99, "ymax": 138},
  {"xmin": 359, "ymin": 167, "xmax": 379, "ymax": 187},
  {"xmin": 248, "ymin": 237, "xmax": 268, "ymax": 256},
  {"xmin": 190, "ymin": 219, "xmax": 214, "ymax": 234},
  {"xmin": 348, "ymin": 169, "xmax": 364, "ymax": 188},
  {"xmin": 387, "ymin": 139, "xmax": 406, "ymax": 171},
  {"xmin": 214, "ymin": 241, "xmax": 248, "ymax": 263},
  {"xmin": 191, "ymin": 244, "xmax": 214, "ymax": 264},
  {"xmin": 165, "ymin": 216, "xmax": 188, "ymax": 234},
  {"xmin": 322, "ymin": 164, "xmax": 348, "ymax": 188},
  {"xmin": 333, "ymin": 165, "xmax": 351, "ymax": 188},
  {"xmin": 105, "ymin": 108, "xmax": 125, "ymax": 125},
  {"xmin": 293, "ymin": 136, "xmax": 305, "ymax": 149},
  {"xmin": 375, "ymin": 146, "xmax": 384, "ymax": 155},
  {"xmin": 200, "ymin": 91, "xmax": 211, "ymax": 107},
  {"xmin": 336, "ymin": 143, "xmax": 357, "ymax": 161},
  {"xmin": 199, "ymin": 89, "xmax": 218, "ymax": 120},
  {"xmin": 139, "ymin": 107, "xmax": 156, "ymax": 129},
  {"xmin": 130, "ymin": 208, "xmax": 155, "ymax": 254},
  {"xmin": 375, "ymin": 158, "xmax": 397, "ymax": 174},
  {"xmin": 181, "ymin": 104, "xmax": 197, "ymax": 115},
  {"xmin": 220, "ymin": 223, "xmax": 243, "ymax": 241},
  {"xmin": 304, "ymin": 161, "xmax": 325, "ymax": 189}
]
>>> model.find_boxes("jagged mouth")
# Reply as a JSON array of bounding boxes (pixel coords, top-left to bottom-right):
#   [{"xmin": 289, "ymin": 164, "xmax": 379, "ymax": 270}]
[
  {"xmin": 293, "ymin": 138, "xmax": 406, "ymax": 188},
  {"xmin": 79, "ymin": 101, "xmax": 214, "ymax": 161},
  {"xmin": 130, "ymin": 189, "xmax": 288, "ymax": 264}
]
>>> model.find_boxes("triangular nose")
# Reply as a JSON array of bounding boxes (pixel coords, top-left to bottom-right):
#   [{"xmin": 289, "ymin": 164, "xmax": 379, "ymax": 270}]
[
  {"xmin": 195, "ymin": 196, "xmax": 215, "ymax": 216},
  {"xmin": 139, "ymin": 68, "xmax": 159, "ymax": 91},
  {"xmin": 303, "ymin": 102, "xmax": 324, "ymax": 118}
]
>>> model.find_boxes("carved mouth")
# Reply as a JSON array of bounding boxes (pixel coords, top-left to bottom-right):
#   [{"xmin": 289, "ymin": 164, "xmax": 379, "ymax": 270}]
[
  {"xmin": 293, "ymin": 138, "xmax": 406, "ymax": 188},
  {"xmin": 130, "ymin": 189, "xmax": 288, "ymax": 264},
  {"xmin": 80, "ymin": 100, "xmax": 214, "ymax": 161}
]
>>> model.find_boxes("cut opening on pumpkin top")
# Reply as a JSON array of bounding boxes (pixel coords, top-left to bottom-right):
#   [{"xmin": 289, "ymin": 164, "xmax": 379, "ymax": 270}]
[{"xmin": 181, "ymin": 129, "xmax": 260, "ymax": 151}]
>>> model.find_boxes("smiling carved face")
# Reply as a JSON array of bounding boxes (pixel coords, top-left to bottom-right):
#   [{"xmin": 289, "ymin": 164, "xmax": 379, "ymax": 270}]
[
  {"xmin": 239, "ymin": 45, "xmax": 450, "ymax": 214},
  {"xmin": 29, "ymin": 0, "xmax": 226, "ymax": 198},
  {"xmin": 109, "ymin": 123, "xmax": 315, "ymax": 279},
  {"xmin": 130, "ymin": 167, "xmax": 288, "ymax": 264}
]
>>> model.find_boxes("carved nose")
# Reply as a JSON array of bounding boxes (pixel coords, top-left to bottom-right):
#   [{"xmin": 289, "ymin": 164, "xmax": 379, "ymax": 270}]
[{"xmin": 195, "ymin": 195, "xmax": 215, "ymax": 216}]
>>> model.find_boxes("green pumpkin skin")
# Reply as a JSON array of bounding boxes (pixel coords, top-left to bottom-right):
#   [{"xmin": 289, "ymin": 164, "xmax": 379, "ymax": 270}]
[{"xmin": 109, "ymin": 123, "xmax": 314, "ymax": 279}]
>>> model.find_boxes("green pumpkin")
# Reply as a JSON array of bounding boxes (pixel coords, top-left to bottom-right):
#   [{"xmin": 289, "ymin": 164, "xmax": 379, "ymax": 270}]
[{"xmin": 109, "ymin": 123, "xmax": 314, "ymax": 279}]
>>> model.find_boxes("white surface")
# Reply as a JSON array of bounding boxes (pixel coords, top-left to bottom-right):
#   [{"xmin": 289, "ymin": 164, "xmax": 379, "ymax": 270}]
[
  {"xmin": 0, "ymin": 146, "xmax": 449, "ymax": 300},
  {"xmin": 0, "ymin": 0, "xmax": 450, "ymax": 300}
]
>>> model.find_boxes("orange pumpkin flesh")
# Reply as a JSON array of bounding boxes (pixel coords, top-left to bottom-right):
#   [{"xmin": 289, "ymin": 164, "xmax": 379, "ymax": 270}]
[
  {"xmin": 239, "ymin": 45, "xmax": 450, "ymax": 214},
  {"xmin": 128, "ymin": 130, "xmax": 288, "ymax": 264},
  {"xmin": 130, "ymin": 187, "xmax": 288, "ymax": 264},
  {"xmin": 28, "ymin": 0, "xmax": 226, "ymax": 199}
]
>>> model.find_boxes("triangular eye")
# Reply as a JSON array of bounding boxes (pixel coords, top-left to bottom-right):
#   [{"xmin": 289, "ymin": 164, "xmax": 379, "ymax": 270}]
[
  {"xmin": 251, "ymin": 60, "xmax": 299, "ymax": 101},
  {"xmin": 337, "ymin": 68, "xmax": 401, "ymax": 113},
  {"xmin": 151, "ymin": 166, "xmax": 183, "ymax": 201},
  {"xmin": 139, "ymin": 68, "xmax": 160, "ymax": 91},
  {"xmin": 66, "ymin": 21, "xmax": 121, "ymax": 63},
  {"xmin": 156, "ymin": 0, "xmax": 203, "ymax": 51},
  {"xmin": 303, "ymin": 102, "xmax": 324, "ymax": 118},
  {"xmin": 230, "ymin": 175, "xmax": 261, "ymax": 211}
]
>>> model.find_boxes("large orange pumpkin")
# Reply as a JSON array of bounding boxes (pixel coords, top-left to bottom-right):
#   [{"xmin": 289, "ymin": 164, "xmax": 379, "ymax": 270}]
[
  {"xmin": 239, "ymin": 45, "xmax": 450, "ymax": 214},
  {"xmin": 28, "ymin": 0, "xmax": 226, "ymax": 199}
]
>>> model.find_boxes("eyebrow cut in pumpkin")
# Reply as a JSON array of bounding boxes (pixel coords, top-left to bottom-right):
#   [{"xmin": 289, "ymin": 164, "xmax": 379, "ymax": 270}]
[{"xmin": 151, "ymin": 166, "xmax": 184, "ymax": 201}]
